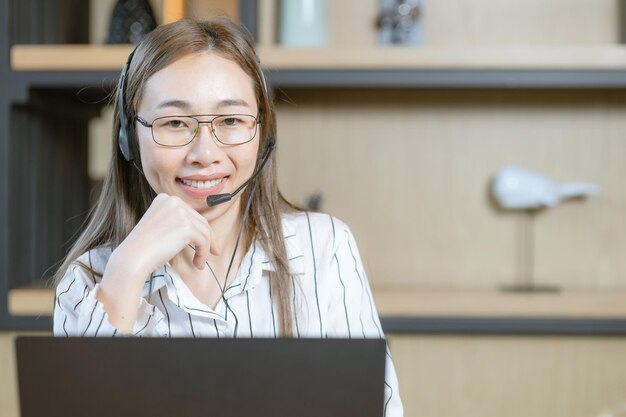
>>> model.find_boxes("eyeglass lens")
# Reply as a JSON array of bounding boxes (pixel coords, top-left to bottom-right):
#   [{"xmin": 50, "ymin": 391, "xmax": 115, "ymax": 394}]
[{"xmin": 151, "ymin": 115, "xmax": 257, "ymax": 146}]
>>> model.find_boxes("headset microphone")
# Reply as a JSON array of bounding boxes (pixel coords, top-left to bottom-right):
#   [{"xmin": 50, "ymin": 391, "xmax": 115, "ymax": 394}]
[{"xmin": 206, "ymin": 136, "xmax": 275, "ymax": 207}]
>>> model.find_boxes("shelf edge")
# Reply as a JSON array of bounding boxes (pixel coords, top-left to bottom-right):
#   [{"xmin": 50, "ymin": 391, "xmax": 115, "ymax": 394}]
[{"xmin": 12, "ymin": 45, "xmax": 626, "ymax": 71}]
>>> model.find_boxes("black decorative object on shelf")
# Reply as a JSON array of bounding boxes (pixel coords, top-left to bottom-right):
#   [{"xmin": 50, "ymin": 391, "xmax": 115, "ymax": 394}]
[{"xmin": 107, "ymin": 0, "xmax": 157, "ymax": 44}]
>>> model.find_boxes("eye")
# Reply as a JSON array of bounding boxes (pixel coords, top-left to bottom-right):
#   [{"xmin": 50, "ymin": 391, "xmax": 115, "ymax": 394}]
[
  {"xmin": 155, "ymin": 117, "xmax": 192, "ymax": 130},
  {"xmin": 221, "ymin": 117, "xmax": 241, "ymax": 127},
  {"xmin": 165, "ymin": 119, "xmax": 188, "ymax": 129}
]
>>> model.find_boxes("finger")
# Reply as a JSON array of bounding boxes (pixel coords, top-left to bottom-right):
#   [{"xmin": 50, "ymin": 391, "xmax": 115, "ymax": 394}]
[
  {"xmin": 189, "ymin": 233, "xmax": 209, "ymax": 270},
  {"xmin": 188, "ymin": 225, "xmax": 214, "ymax": 270},
  {"xmin": 164, "ymin": 196, "xmax": 221, "ymax": 263},
  {"xmin": 185, "ymin": 209, "xmax": 221, "ymax": 257},
  {"xmin": 193, "ymin": 253, "xmax": 206, "ymax": 270}
]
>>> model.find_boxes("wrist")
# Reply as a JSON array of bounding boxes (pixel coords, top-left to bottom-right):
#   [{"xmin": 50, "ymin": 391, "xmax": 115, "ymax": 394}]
[{"xmin": 109, "ymin": 240, "xmax": 152, "ymax": 280}]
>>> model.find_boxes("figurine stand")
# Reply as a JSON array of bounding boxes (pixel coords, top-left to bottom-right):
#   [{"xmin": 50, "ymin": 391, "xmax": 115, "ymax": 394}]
[{"xmin": 502, "ymin": 209, "xmax": 560, "ymax": 293}]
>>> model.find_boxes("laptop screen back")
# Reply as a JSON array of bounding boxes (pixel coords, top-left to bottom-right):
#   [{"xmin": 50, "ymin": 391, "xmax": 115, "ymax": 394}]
[{"xmin": 16, "ymin": 337, "xmax": 386, "ymax": 417}]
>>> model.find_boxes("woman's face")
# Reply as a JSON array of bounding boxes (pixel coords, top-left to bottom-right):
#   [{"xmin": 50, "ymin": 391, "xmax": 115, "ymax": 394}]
[{"xmin": 135, "ymin": 52, "xmax": 260, "ymax": 222}]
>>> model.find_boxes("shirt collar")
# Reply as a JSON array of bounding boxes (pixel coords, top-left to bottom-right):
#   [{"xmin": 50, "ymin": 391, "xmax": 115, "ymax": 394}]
[{"xmin": 143, "ymin": 270, "xmax": 167, "ymax": 297}]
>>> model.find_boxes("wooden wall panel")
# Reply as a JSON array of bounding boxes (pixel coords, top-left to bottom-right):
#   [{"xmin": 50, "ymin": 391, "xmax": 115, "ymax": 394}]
[
  {"xmin": 88, "ymin": 107, "xmax": 113, "ymax": 180},
  {"xmin": 258, "ymin": 0, "xmax": 618, "ymax": 48},
  {"xmin": 184, "ymin": 0, "xmax": 238, "ymax": 21},
  {"xmin": 85, "ymin": 90, "xmax": 626, "ymax": 291},
  {"xmin": 0, "ymin": 333, "xmax": 19, "ymax": 417},
  {"xmin": 275, "ymin": 89, "xmax": 626, "ymax": 290},
  {"xmin": 423, "ymin": 0, "xmax": 619, "ymax": 46},
  {"xmin": 388, "ymin": 334, "xmax": 626, "ymax": 417}
]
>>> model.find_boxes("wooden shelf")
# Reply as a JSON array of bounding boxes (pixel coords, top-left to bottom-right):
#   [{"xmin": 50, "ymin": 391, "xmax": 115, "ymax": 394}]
[
  {"xmin": 259, "ymin": 45, "xmax": 626, "ymax": 70},
  {"xmin": 9, "ymin": 286, "xmax": 626, "ymax": 318},
  {"xmin": 9, "ymin": 288, "xmax": 54, "ymax": 316},
  {"xmin": 11, "ymin": 44, "xmax": 134, "ymax": 71},
  {"xmin": 373, "ymin": 287, "xmax": 626, "ymax": 318},
  {"xmin": 11, "ymin": 44, "xmax": 626, "ymax": 71},
  {"xmin": 12, "ymin": 44, "xmax": 626, "ymax": 89}
]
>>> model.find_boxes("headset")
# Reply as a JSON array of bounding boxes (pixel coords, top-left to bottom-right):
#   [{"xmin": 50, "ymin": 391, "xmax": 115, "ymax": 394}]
[{"xmin": 117, "ymin": 48, "xmax": 137, "ymax": 162}]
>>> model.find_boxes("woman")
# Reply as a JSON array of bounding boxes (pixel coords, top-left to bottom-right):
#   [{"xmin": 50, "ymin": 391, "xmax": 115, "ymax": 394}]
[{"xmin": 53, "ymin": 18, "xmax": 402, "ymax": 416}]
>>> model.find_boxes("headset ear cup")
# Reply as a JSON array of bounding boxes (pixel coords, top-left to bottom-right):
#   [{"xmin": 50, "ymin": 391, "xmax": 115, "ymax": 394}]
[
  {"xmin": 118, "ymin": 48, "xmax": 137, "ymax": 162},
  {"xmin": 118, "ymin": 126, "xmax": 132, "ymax": 162}
]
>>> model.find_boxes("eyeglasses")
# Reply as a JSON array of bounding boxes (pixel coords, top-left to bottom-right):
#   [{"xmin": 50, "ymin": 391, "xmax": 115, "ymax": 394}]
[{"xmin": 135, "ymin": 114, "xmax": 260, "ymax": 147}]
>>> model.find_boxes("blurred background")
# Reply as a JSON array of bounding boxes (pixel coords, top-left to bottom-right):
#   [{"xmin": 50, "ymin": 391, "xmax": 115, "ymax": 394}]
[{"xmin": 2, "ymin": 0, "xmax": 626, "ymax": 416}]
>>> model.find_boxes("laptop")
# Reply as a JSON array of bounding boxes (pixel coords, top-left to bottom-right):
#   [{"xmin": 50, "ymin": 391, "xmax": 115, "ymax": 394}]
[{"xmin": 15, "ymin": 336, "xmax": 386, "ymax": 417}]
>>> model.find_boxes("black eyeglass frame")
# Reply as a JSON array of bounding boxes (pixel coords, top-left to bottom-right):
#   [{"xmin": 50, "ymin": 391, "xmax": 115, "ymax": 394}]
[{"xmin": 135, "ymin": 114, "xmax": 262, "ymax": 147}]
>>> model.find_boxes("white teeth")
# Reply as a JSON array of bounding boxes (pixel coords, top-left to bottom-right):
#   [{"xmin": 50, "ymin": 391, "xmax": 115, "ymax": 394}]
[{"xmin": 181, "ymin": 178, "xmax": 222, "ymax": 189}]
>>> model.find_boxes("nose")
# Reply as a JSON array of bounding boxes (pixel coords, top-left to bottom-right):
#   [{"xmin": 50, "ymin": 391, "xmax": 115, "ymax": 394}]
[{"xmin": 185, "ymin": 123, "xmax": 223, "ymax": 165}]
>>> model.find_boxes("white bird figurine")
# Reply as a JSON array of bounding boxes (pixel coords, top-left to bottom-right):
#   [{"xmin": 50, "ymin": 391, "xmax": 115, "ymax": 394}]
[{"xmin": 492, "ymin": 166, "xmax": 599, "ymax": 210}]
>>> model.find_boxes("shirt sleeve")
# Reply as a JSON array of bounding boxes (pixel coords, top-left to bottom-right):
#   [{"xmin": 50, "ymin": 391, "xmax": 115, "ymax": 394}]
[
  {"xmin": 325, "ymin": 219, "xmax": 404, "ymax": 417},
  {"xmin": 54, "ymin": 264, "xmax": 164, "ymax": 337}
]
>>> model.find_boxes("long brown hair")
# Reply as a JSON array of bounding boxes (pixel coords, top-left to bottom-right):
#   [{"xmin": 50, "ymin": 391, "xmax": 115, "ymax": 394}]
[{"xmin": 54, "ymin": 18, "xmax": 297, "ymax": 336}]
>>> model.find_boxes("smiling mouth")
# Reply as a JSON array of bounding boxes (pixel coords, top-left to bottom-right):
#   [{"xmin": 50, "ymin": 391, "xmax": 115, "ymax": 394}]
[{"xmin": 179, "ymin": 178, "xmax": 225, "ymax": 189}]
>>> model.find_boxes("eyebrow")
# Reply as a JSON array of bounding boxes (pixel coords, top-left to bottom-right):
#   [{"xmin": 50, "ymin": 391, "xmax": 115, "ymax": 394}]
[
  {"xmin": 156, "ymin": 99, "xmax": 190, "ymax": 110},
  {"xmin": 154, "ymin": 98, "xmax": 252, "ymax": 111},
  {"xmin": 217, "ymin": 98, "xmax": 252, "ymax": 109}
]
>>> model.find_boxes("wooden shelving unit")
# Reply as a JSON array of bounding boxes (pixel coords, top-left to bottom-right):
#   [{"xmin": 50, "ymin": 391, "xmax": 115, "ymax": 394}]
[{"xmin": 3, "ymin": 0, "xmax": 626, "ymax": 334}]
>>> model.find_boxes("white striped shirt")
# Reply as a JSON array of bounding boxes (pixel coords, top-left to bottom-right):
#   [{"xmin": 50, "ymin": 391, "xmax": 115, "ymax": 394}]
[{"xmin": 54, "ymin": 211, "xmax": 403, "ymax": 416}]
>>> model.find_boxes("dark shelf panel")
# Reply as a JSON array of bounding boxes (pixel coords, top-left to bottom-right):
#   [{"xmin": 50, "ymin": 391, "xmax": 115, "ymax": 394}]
[
  {"xmin": 0, "ymin": 315, "xmax": 52, "ymax": 331},
  {"xmin": 381, "ymin": 316, "xmax": 626, "ymax": 335},
  {"xmin": 10, "ymin": 71, "xmax": 121, "ymax": 87},
  {"xmin": 266, "ymin": 68, "xmax": 626, "ymax": 89},
  {"xmin": 5, "ymin": 314, "xmax": 626, "ymax": 335},
  {"xmin": 9, "ymin": 68, "xmax": 626, "ymax": 92}
]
